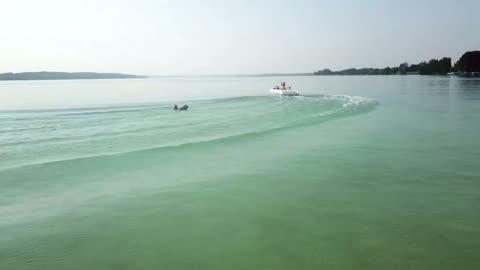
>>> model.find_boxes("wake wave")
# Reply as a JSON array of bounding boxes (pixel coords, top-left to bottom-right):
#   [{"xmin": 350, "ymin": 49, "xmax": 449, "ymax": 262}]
[{"xmin": 0, "ymin": 95, "xmax": 377, "ymax": 171}]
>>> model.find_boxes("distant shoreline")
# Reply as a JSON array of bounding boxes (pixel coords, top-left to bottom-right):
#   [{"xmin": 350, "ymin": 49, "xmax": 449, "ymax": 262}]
[
  {"xmin": 148, "ymin": 73, "xmax": 313, "ymax": 78},
  {"xmin": 314, "ymin": 50, "xmax": 480, "ymax": 76},
  {"xmin": 0, "ymin": 72, "xmax": 147, "ymax": 81}
]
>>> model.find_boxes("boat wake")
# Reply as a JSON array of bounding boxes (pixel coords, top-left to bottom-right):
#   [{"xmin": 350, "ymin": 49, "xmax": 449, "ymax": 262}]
[{"xmin": 0, "ymin": 95, "xmax": 378, "ymax": 171}]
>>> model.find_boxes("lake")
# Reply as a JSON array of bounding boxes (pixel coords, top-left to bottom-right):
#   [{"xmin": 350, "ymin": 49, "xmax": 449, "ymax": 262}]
[{"xmin": 1, "ymin": 75, "xmax": 479, "ymax": 269}]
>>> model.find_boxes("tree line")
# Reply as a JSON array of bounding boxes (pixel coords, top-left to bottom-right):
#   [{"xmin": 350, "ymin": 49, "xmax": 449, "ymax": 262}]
[{"xmin": 314, "ymin": 50, "xmax": 479, "ymax": 76}]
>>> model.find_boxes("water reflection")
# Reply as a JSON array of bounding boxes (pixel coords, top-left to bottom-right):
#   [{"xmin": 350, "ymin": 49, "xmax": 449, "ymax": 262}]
[
  {"xmin": 418, "ymin": 76, "xmax": 451, "ymax": 96},
  {"xmin": 452, "ymin": 78, "xmax": 480, "ymax": 100}
]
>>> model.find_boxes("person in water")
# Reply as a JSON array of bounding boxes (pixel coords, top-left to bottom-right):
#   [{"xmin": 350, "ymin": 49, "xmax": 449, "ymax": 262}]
[{"xmin": 174, "ymin": 104, "xmax": 188, "ymax": 111}]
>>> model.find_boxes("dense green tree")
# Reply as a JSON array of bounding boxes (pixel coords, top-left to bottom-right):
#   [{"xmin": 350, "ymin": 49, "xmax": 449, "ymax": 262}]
[
  {"xmin": 407, "ymin": 64, "xmax": 418, "ymax": 73},
  {"xmin": 399, "ymin": 63, "xmax": 408, "ymax": 74},
  {"xmin": 438, "ymin": 57, "xmax": 452, "ymax": 74},
  {"xmin": 415, "ymin": 58, "xmax": 451, "ymax": 75},
  {"xmin": 453, "ymin": 51, "xmax": 480, "ymax": 72}
]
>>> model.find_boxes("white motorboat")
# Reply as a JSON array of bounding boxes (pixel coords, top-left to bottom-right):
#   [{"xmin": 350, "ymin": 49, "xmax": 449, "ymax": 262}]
[{"xmin": 270, "ymin": 82, "xmax": 300, "ymax": 96}]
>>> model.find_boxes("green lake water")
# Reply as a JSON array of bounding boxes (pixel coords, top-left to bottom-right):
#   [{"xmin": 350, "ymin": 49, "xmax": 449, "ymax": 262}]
[{"xmin": 1, "ymin": 76, "xmax": 479, "ymax": 269}]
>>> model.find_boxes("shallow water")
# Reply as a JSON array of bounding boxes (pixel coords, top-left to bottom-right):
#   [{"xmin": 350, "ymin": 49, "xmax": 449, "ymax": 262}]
[{"xmin": 1, "ymin": 76, "xmax": 480, "ymax": 269}]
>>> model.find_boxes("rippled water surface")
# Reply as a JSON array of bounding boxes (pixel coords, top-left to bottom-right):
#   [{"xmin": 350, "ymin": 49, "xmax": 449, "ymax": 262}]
[{"xmin": 1, "ymin": 76, "xmax": 479, "ymax": 269}]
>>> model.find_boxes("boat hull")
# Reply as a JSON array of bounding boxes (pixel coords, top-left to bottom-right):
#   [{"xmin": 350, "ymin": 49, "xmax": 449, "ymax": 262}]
[{"xmin": 269, "ymin": 89, "xmax": 300, "ymax": 96}]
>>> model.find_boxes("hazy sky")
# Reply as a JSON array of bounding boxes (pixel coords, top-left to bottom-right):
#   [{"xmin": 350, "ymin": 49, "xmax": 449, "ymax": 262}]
[{"xmin": 1, "ymin": 0, "xmax": 478, "ymax": 75}]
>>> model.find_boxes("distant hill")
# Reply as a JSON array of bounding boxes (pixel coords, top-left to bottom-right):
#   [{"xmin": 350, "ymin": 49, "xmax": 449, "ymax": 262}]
[
  {"xmin": 0, "ymin": 72, "xmax": 147, "ymax": 81},
  {"xmin": 245, "ymin": 73, "xmax": 313, "ymax": 77}
]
